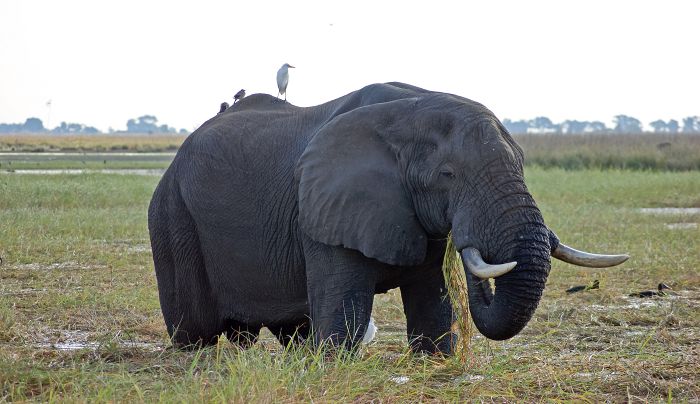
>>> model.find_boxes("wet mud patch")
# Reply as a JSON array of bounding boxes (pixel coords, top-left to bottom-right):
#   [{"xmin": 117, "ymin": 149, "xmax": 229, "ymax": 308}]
[
  {"xmin": 33, "ymin": 329, "xmax": 163, "ymax": 352},
  {"xmin": 92, "ymin": 239, "xmax": 152, "ymax": 254},
  {"xmin": 1, "ymin": 169, "xmax": 165, "ymax": 176},
  {"xmin": 637, "ymin": 207, "xmax": 700, "ymax": 215},
  {"xmin": 665, "ymin": 222, "xmax": 698, "ymax": 230},
  {"xmin": 10, "ymin": 261, "xmax": 108, "ymax": 271}
]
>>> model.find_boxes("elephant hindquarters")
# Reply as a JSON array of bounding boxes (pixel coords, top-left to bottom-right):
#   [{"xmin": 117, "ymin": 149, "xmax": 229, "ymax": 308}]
[{"xmin": 148, "ymin": 179, "xmax": 223, "ymax": 347}]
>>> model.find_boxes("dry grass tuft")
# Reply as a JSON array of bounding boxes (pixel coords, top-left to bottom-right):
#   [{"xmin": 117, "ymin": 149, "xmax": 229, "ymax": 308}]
[{"xmin": 442, "ymin": 235, "xmax": 473, "ymax": 364}]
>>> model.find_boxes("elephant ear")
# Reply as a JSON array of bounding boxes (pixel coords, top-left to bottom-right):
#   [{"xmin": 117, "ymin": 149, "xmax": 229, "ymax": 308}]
[{"xmin": 296, "ymin": 98, "xmax": 428, "ymax": 266}]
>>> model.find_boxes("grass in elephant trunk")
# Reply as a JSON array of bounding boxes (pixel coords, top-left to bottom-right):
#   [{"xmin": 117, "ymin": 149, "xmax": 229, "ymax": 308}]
[{"xmin": 442, "ymin": 235, "xmax": 474, "ymax": 365}]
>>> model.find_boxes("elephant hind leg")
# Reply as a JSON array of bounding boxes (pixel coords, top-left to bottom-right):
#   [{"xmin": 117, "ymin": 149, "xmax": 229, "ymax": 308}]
[
  {"xmin": 268, "ymin": 320, "xmax": 311, "ymax": 348},
  {"xmin": 149, "ymin": 181, "xmax": 222, "ymax": 348},
  {"xmin": 223, "ymin": 319, "xmax": 261, "ymax": 348}
]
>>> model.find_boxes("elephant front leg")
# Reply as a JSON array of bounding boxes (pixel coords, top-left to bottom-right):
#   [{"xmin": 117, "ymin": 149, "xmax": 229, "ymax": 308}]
[
  {"xmin": 303, "ymin": 240, "xmax": 377, "ymax": 351},
  {"xmin": 400, "ymin": 266, "xmax": 456, "ymax": 355}
]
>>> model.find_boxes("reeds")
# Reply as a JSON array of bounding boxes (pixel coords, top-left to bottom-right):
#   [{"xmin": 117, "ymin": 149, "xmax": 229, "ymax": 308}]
[{"xmin": 516, "ymin": 133, "xmax": 700, "ymax": 171}]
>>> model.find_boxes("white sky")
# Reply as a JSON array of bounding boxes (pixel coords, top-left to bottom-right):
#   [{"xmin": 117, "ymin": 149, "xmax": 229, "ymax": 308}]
[{"xmin": 1, "ymin": 0, "xmax": 698, "ymax": 132}]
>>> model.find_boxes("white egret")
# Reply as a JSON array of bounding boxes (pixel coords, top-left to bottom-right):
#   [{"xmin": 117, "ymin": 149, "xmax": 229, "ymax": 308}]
[
  {"xmin": 276, "ymin": 63, "xmax": 295, "ymax": 101},
  {"xmin": 362, "ymin": 317, "xmax": 378, "ymax": 344}
]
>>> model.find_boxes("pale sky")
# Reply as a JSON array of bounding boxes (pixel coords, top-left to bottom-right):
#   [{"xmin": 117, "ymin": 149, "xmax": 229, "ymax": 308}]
[{"xmin": 1, "ymin": 0, "xmax": 698, "ymax": 132}]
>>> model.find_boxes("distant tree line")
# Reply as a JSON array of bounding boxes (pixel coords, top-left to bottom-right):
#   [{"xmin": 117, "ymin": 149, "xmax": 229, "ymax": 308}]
[
  {"xmin": 0, "ymin": 117, "xmax": 100, "ymax": 134},
  {"xmin": 503, "ymin": 115, "xmax": 700, "ymax": 134},
  {"xmin": 123, "ymin": 115, "xmax": 187, "ymax": 134},
  {"xmin": 2, "ymin": 114, "xmax": 698, "ymax": 135},
  {"xmin": 0, "ymin": 115, "xmax": 186, "ymax": 134}
]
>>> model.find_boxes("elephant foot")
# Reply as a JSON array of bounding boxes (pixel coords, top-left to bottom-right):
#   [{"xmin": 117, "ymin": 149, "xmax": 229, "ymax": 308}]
[
  {"xmin": 223, "ymin": 319, "xmax": 261, "ymax": 348},
  {"xmin": 408, "ymin": 333, "xmax": 457, "ymax": 355},
  {"xmin": 268, "ymin": 321, "xmax": 311, "ymax": 348}
]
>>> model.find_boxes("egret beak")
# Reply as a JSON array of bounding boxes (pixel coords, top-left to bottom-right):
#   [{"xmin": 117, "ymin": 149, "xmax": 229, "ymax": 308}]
[{"xmin": 288, "ymin": 65, "xmax": 296, "ymax": 68}]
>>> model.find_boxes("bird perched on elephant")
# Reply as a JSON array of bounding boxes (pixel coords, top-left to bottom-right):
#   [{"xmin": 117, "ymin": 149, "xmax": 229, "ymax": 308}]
[
  {"xmin": 276, "ymin": 63, "xmax": 294, "ymax": 101},
  {"xmin": 233, "ymin": 89, "xmax": 246, "ymax": 104},
  {"xmin": 148, "ymin": 82, "xmax": 629, "ymax": 354}
]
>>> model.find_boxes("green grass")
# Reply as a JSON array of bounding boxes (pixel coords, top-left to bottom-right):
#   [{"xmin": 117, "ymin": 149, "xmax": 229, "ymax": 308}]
[
  {"xmin": 0, "ymin": 151, "xmax": 175, "ymax": 171},
  {"xmin": 0, "ymin": 160, "xmax": 172, "ymax": 170},
  {"xmin": 0, "ymin": 169, "xmax": 698, "ymax": 401}
]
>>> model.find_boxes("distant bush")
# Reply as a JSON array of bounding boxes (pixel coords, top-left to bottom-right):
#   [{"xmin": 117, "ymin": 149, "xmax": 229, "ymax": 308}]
[
  {"xmin": 0, "ymin": 118, "xmax": 46, "ymax": 133},
  {"xmin": 52, "ymin": 121, "xmax": 99, "ymax": 134}
]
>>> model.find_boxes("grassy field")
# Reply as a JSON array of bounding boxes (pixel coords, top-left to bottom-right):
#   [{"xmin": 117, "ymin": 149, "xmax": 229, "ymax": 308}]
[
  {"xmin": 517, "ymin": 133, "xmax": 700, "ymax": 171},
  {"xmin": 0, "ymin": 134, "xmax": 186, "ymax": 153},
  {"xmin": 3, "ymin": 132, "xmax": 700, "ymax": 170},
  {"xmin": 0, "ymin": 165, "xmax": 699, "ymax": 400},
  {"xmin": 0, "ymin": 153, "xmax": 174, "ymax": 171}
]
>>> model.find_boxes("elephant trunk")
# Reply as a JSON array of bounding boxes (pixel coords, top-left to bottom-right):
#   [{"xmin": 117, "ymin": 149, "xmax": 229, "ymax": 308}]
[{"xmin": 454, "ymin": 200, "xmax": 551, "ymax": 340}]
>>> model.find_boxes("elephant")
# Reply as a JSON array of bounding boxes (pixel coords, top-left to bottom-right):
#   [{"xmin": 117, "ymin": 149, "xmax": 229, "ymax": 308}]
[{"xmin": 148, "ymin": 82, "xmax": 628, "ymax": 353}]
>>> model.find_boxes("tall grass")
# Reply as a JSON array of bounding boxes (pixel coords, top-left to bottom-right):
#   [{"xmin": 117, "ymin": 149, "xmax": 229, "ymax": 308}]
[
  {"xmin": 0, "ymin": 134, "xmax": 186, "ymax": 153},
  {"xmin": 516, "ymin": 133, "xmax": 700, "ymax": 171}
]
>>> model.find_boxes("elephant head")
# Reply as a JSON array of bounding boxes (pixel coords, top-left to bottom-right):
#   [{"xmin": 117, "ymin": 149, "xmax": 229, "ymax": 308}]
[{"xmin": 297, "ymin": 91, "xmax": 627, "ymax": 340}]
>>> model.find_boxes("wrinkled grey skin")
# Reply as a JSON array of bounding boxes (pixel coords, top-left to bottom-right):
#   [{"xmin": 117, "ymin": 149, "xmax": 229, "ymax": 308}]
[{"xmin": 148, "ymin": 82, "xmax": 552, "ymax": 353}]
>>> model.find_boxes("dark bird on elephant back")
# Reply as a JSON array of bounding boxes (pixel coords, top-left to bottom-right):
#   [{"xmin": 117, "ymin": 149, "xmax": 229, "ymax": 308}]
[
  {"xmin": 234, "ymin": 89, "xmax": 246, "ymax": 103},
  {"xmin": 148, "ymin": 82, "xmax": 630, "ymax": 354},
  {"xmin": 218, "ymin": 102, "xmax": 229, "ymax": 114},
  {"xmin": 629, "ymin": 283, "xmax": 671, "ymax": 298}
]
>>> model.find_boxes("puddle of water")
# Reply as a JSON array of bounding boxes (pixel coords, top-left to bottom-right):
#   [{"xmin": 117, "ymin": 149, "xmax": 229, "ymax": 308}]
[
  {"xmin": 638, "ymin": 208, "xmax": 700, "ymax": 215},
  {"xmin": 51, "ymin": 341, "xmax": 100, "ymax": 351},
  {"xmin": 389, "ymin": 376, "xmax": 410, "ymax": 385},
  {"xmin": 127, "ymin": 245, "xmax": 151, "ymax": 253},
  {"xmin": 0, "ymin": 287, "xmax": 47, "ymax": 296},
  {"xmin": 665, "ymin": 223, "xmax": 698, "ymax": 230},
  {"xmin": 36, "ymin": 329, "xmax": 162, "ymax": 351},
  {"xmin": 2, "ymin": 169, "xmax": 165, "ymax": 176},
  {"xmin": 573, "ymin": 371, "xmax": 618, "ymax": 381},
  {"xmin": 12, "ymin": 261, "xmax": 107, "ymax": 271},
  {"xmin": 41, "ymin": 340, "xmax": 161, "ymax": 351},
  {"xmin": 0, "ymin": 152, "xmax": 174, "ymax": 157},
  {"xmin": 589, "ymin": 300, "xmax": 658, "ymax": 310},
  {"xmin": 454, "ymin": 374, "xmax": 485, "ymax": 383}
]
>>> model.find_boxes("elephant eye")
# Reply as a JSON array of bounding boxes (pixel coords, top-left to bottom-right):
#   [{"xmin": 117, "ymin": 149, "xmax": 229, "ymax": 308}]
[{"xmin": 439, "ymin": 169, "xmax": 455, "ymax": 179}]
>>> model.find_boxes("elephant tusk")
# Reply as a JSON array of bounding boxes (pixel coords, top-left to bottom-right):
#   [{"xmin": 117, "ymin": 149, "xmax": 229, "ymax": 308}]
[
  {"xmin": 460, "ymin": 248, "xmax": 517, "ymax": 279},
  {"xmin": 552, "ymin": 243, "xmax": 629, "ymax": 268}
]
